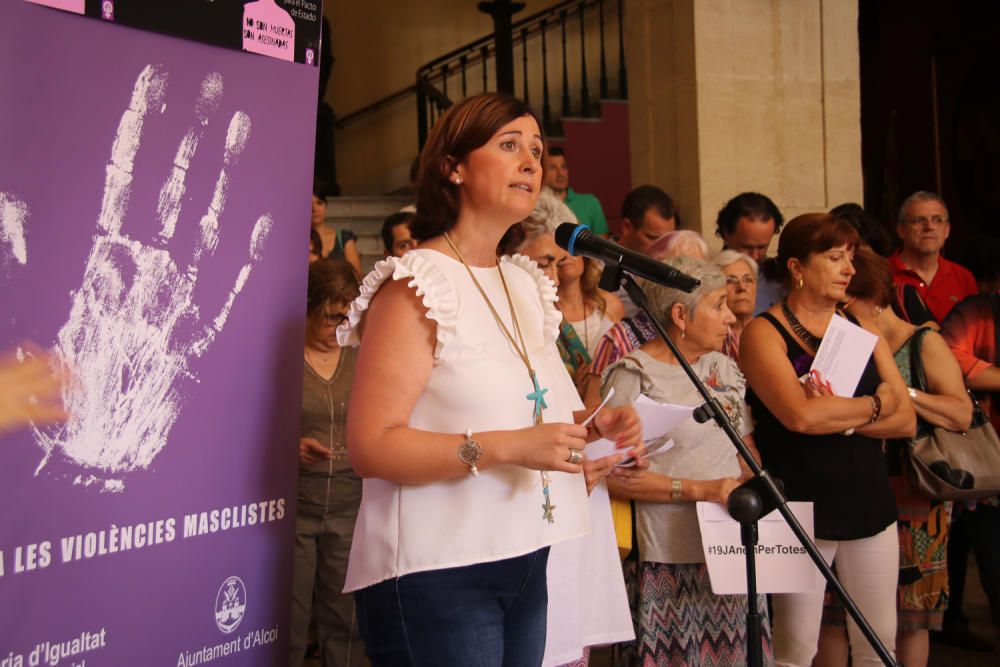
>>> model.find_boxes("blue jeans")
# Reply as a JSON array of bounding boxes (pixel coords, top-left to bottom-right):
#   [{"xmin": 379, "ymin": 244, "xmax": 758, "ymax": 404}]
[{"xmin": 355, "ymin": 547, "xmax": 550, "ymax": 667}]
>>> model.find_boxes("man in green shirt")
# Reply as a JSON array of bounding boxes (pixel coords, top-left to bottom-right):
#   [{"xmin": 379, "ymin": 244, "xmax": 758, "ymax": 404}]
[{"xmin": 543, "ymin": 147, "xmax": 610, "ymax": 236}]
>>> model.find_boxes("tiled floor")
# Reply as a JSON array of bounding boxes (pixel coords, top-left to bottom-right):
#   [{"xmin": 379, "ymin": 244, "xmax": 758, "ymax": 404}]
[{"xmin": 928, "ymin": 557, "xmax": 998, "ymax": 667}]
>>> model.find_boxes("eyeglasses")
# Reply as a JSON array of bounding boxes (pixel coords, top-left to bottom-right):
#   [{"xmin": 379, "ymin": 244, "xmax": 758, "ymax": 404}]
[
  {"xmin": 724, "ymin": 275, "xmax": 756, "ymax": 287},
  {"xmin": 322, "ymin": 312, "xmax": 348, "ymax": 327},
  {"xmin": 907, "ymin": 215, "xmax": 949, "ymax": 226}
]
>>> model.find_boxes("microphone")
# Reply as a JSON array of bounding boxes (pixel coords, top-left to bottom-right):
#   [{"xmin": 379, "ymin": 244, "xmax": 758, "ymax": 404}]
[{"xmin": 554, "ymin": 223, "xmax": 700, "ymax": 293}]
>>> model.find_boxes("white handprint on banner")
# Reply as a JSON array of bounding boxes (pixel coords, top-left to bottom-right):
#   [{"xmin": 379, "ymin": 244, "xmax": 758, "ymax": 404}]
[
  {"xmin": 0, "ymin": 193, "xmax": 29, "ymax": 272},
  {"xmin": 34, "ymin": 65, "xmax": 272, "ymax": 490}
]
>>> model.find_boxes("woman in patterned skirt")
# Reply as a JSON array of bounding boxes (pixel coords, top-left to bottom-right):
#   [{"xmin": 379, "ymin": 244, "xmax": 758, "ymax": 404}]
[
  {"xmin": 814, "ymin": 247, "xmax": 972, "ymax": 667},
  {"xmin": 603, "ymin": 257, "xmax": 771, "ymax": 666}
]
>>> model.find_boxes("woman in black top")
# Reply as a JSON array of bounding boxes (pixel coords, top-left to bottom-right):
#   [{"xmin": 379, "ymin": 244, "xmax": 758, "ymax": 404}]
[{"xmin": 740, "ymin": 214, "xmax": 915, "ymax": 666}]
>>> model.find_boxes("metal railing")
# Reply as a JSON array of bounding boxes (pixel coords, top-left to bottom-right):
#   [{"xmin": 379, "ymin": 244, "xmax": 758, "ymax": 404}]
[
  {"xmin": 332, "ymin": 0, "xmax": 627, "ymax": 151},
  {"xmin": 416, "ymin": 0, "xmax": 626, "ymax": 146}
]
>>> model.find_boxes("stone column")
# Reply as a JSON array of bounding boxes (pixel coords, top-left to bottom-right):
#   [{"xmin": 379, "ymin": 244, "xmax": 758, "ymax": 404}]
[{"xmin": 624, "ymin": 0, "xmax": 862, "ymax": 249}]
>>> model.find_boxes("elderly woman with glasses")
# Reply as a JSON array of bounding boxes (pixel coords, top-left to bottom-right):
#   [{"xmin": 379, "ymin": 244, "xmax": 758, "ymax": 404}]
[
  {"xmin": 290, "ymin": 258, "xmax": 365, "ymax": 667},
  {"xmin": 713, "ymin": 250, "xmax": 759, "ymax": 363},
  {"xmin": 603, "ymin": 256, "xmax": 768, "ymax": 666}
]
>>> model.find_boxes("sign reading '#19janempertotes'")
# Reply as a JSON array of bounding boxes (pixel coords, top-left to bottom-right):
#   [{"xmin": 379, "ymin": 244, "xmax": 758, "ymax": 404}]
[{"xmin": 0, "ymin": 2, "xmax": 318, "ymax": 664}]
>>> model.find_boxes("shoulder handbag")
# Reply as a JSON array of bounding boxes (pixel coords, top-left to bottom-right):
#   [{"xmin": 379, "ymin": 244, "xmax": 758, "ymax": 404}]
[{"xmin": 906, "ymin": 327, "xmax": 1000, "ymax": 500}]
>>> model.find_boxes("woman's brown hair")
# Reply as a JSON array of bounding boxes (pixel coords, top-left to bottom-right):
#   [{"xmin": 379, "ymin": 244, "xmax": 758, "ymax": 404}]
[
  {"xmin": 580, "ymin": 258, "xmax": 608, "ymax": 314},
  {"xmin": 774, "ymin": 213, "xmax": 860, "ymax": 287},
  {"xmin": 306, "ymin": 258, "xmax": 360, "ymax": 317},
  {"xmin": 412, "ymin": 93, "xmax": 541, "ymax": 242},
  {"xmin": 846, "ymin": 246, "xmax": 894, "ymax": 309}
]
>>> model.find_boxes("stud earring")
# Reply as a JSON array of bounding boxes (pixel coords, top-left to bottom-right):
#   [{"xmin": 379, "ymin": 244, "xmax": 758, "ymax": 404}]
[{"xmin": 452, "ymin": 177, "xmax": 462, "ymax": 185}]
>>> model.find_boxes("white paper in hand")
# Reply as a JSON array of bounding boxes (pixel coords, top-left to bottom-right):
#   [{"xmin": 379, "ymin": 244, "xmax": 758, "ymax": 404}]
[
  {"xmin": 585, "ymin": 395, "xmax": 692, "ymax": 462},
  {"xmin": 584, "ymin": 437, "xmax": 619, "ymax": 460},
  {"xmin": 809, "ymin": 315, "xmax": 878, "ymax": 397},
  {"xmin": 581, "ymin": 387, "xmax": 615, "ymax": 427},
  {"xmin": 616, "ymin": 438, "xmax": 675, "ymax": 467},
  {"xmin": 632, "ymin": 395, "xmax": 694, "ymax": 438},
  {"xmin": 584, "ymin": 436, "xmax": 676, "ymax": 466}
]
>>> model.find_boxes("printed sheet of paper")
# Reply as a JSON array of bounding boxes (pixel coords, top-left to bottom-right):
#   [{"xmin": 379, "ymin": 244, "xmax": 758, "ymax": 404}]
[
  {"xmin": 810, "ymin": 315, "xmax": 878, "ymax": 397},
  {"xmin": 697, "ymin": 501, "xmax": 832, "ymax": 594}
]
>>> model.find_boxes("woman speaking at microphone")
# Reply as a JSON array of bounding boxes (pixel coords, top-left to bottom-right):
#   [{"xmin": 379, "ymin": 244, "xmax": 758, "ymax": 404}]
[{"xmin": 338, "ymin": 93, "xmax": 640, "ymax": 667}]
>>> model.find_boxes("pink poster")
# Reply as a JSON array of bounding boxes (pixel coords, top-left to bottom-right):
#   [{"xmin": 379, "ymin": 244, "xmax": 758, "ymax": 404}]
[
  {"xmin": 25, "ymin": 0, "xmax": 85, "ymax": 14},
  {"xmin": 242, "ymin": 0, "xmax": 296, "ymax": 63}
]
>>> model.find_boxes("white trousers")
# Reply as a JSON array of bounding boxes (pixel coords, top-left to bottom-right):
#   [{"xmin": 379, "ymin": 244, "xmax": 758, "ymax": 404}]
[{"xmin": 772, "ymin": 522, "xmax": 899, "ymax": 666}]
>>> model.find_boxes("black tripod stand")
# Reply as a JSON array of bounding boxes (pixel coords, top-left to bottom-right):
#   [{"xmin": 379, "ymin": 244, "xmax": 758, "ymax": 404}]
[{"xmin": 605, "ymin": 267, "xmax": 899, "ymax": 667}]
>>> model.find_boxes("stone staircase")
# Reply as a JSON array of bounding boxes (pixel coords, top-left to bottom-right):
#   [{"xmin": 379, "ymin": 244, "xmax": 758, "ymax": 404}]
[{"xmin": 323, "ymin": 196, "xmax": 412, "ymax": 273}]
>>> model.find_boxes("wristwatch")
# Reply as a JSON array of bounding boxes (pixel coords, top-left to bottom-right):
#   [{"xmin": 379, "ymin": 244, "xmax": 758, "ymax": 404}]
[
  {"xmin": 458, "ymin": 430, "xmax": 482, "ymax": 477},
  {"xmin": 907, "ymin": 387, "xmax": 918, "ymax": 400}
]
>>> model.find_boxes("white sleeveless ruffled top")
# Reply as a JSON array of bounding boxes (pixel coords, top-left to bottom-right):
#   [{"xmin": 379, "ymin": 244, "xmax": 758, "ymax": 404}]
[{"xmin": 337, "ymin": 249, "xmax": 590, "ymax": 592}]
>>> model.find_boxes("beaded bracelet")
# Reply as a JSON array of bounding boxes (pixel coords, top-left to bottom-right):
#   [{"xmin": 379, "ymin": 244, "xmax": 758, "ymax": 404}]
[{"xmin": 868, "ymin": 394, "xmax": 882, "ymax": 424}]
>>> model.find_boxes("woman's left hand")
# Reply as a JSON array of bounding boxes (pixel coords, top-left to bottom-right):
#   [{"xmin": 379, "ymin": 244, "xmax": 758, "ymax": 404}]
[
  {"xmin": 803, "ymin": 370, "xmax": 834, "ymax": 398},
  {"xmin": 607, "ymin": 466, "xmax": 667, "ymax": 501},
  {"xmin": 582, "ymin": 453, "xmax": 624, "ymax": 494}
]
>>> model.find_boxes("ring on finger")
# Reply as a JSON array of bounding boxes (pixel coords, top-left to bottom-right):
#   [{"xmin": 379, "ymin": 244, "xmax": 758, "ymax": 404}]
[{"xmin": 566, "ymin": 448, "xmax": 583, "ymax": 465}]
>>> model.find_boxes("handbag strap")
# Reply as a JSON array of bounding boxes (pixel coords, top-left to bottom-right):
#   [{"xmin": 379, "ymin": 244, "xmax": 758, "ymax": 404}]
[
  {"xmin": 992, "ymin": 293, "xmax": 1000, "ymax": 370},
  {"xmin": 907, "ymin": 326, "xmax": 933, "ymax": 392}
]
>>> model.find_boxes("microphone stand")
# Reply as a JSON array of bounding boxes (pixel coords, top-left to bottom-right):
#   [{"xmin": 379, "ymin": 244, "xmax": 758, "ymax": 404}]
[{"xmin": 603, "ymin": 266, "xmax": 898, "ymax": 667}]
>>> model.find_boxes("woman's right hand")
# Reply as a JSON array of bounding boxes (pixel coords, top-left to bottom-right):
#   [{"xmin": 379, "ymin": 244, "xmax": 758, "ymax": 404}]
[
  {"xmin": 695, "ymin": 477, "xmax": 741, "ymax": 504},
  {"xmin": 505, "ymin": 422, "xmax": 588, "ymax": 474},
  {"xmin": 299, "ymin": 437, "xmax": 332, "ymax": 465},
  {"xmin": 803, "ymin": 370, "xmax": 834, "ymax": 398}
]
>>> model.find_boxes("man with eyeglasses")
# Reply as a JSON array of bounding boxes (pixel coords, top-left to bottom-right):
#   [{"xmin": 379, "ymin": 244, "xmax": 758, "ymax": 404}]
[{"xmin": 889, "ymin": 191, "xmax": 977, "ymax": 324}]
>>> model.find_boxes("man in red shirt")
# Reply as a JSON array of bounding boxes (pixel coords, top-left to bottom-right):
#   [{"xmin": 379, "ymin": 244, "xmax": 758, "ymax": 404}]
[{"xmin": 889, "ymin": 191, "xmax": 977, "ymax": 323}]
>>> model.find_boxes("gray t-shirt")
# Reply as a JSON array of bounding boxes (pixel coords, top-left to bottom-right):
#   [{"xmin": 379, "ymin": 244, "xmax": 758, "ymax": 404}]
[{"xmin": 603, "ymin": 349, "xmax": 750, "ymax": 564}]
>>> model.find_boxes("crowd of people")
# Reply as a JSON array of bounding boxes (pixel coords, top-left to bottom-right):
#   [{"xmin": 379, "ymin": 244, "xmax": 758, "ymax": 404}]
[{"xmin": 296, "ymin": 92, "xmax": 1000, "ymax": 667}]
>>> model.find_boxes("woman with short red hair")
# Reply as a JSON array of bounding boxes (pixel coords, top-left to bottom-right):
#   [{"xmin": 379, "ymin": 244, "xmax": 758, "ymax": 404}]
[{"xmin": 740, "ymin": 214, "xmax": 915, "ymax": 666}]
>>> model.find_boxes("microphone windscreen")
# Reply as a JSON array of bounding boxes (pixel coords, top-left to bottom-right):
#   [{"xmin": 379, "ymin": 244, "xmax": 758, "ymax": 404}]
[{"xmin": 555, "ymin": 222, "xmax": 586, "ymax": 254}]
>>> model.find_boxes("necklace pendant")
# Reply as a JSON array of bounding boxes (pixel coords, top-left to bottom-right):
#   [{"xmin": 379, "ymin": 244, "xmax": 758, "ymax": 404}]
[
  {"xmin": 541, "ymin": 482, "xmax": 556, "ymax": 523},
  {"xmin": 526, "ymin": 371, "xmax": 549, "ymax": 422}
]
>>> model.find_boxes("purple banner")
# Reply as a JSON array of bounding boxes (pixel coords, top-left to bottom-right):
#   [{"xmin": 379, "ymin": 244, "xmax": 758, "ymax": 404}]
[{"xmin": 1, "ymin": 2, "xmax": 317, "ymax": 664}]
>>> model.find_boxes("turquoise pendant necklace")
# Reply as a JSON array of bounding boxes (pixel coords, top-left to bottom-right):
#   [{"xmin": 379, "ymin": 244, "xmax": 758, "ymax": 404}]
[{"xmin": 444, "ymin": 233, "xmax": 556, "ymax": 523}]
